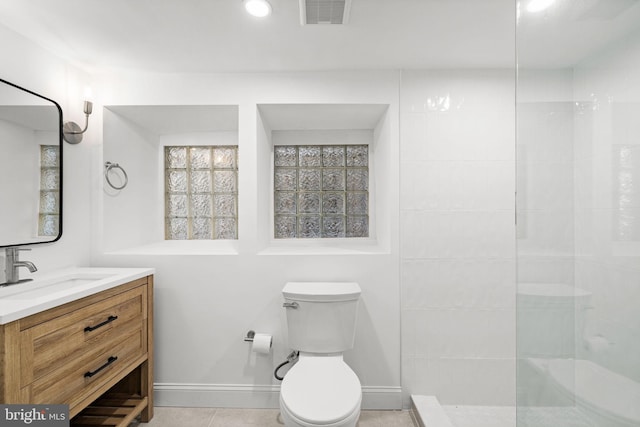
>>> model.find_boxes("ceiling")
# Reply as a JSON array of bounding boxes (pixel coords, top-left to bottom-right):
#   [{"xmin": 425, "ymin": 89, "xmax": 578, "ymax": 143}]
[{"xmin": 0, "ymin": 0, "xmax": 639, "ymax": 73}]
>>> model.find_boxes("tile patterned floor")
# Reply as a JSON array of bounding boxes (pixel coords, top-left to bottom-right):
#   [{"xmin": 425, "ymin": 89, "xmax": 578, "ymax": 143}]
[{"xmin": 133, "ymin": 407, "xmax": 416, "ymax": 427}]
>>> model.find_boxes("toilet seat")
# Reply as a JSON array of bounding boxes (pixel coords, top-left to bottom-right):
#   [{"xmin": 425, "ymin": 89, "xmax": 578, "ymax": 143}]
[{"xmin": 280, "ymin": 356, "xmax": 361, "ymax": 426}]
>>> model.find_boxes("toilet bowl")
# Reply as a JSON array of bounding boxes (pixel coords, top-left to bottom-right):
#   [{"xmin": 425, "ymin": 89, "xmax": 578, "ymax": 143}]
[
  {"xmin": 280, "ymin": 354, "xmax": 361, "ymax": 427},
  {"xmin": 280, "ymin": 282, "xmax": 363, "ymax": 427}
]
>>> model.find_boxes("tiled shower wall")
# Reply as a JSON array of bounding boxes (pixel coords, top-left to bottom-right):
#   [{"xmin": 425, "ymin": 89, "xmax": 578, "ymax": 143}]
[{"xmin": 400, "ymin": 70, "xmax": 516, "ymax": 405}]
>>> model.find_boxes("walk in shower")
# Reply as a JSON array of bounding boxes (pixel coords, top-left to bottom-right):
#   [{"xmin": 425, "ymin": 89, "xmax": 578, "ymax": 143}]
[
  {"xmin": 407, "ymin": 2, "xmax": 640, "ymax": 426},
  {"xmin": 516, "ymin": 1, "xmax": 640, "ymax": 427}
]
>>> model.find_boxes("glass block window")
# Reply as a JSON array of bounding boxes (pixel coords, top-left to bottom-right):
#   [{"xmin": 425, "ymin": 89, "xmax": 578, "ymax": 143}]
[
  {"xmin": 38, "ymin": 145, "xmax": 60, "ymax": 236},
  {"xmin": 165, "ymin": 146, "xmax": 238, "ymax": 240},
  {"xmin": 274, "ymin": 145, "xmax": 369, "ymax": 239}
]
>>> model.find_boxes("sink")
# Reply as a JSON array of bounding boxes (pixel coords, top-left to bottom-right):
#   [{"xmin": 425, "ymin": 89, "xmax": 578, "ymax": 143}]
[
  {"xmin": 0, "ymin": 273, "xmax": 116, "ymax": 300},
  {"xmin": 0, "ymin": 267, "xmax": 154, "ymax": 325}
]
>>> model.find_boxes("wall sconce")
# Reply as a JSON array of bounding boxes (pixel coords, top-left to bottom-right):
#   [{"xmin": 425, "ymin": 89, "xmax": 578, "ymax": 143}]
[{"xmin": 63, "ymin": 100, "xmax": 93, "ymax": 144}]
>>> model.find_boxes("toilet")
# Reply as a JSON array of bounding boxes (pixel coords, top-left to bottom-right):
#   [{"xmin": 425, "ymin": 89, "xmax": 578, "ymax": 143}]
[{"xmin": 280, "ymin": 282, "xmax": 362, "ymax": 427}]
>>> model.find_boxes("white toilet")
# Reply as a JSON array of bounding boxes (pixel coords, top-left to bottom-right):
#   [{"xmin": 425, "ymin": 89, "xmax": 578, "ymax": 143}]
[{"xmin": 280, "ymin": 282, "xmax": 362, "ymax": 427}]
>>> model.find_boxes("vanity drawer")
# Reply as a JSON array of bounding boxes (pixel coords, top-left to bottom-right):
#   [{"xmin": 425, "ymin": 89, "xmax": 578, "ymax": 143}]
[
  {"xmin": 20, "ymin": 286, "xmax": 147, "ymax": 385},
  {"xmin": 29, "ymin": 327, "xmax": 144, "ymax": 407}
]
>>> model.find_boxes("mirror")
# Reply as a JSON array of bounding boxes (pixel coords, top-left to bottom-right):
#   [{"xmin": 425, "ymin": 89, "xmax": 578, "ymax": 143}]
[{"xmin": 0, "ymin": 78, "xmax": 63, "ymax": 248}]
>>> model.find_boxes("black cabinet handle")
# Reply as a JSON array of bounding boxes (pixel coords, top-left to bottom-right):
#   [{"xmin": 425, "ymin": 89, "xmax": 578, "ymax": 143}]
[
  {"xmin": 84, "ymin": 315, "xmax": 118, "ymax": 332},
  {"xmin": 84, "ymin": 356, "xmax": 118, "ymax": 378}
]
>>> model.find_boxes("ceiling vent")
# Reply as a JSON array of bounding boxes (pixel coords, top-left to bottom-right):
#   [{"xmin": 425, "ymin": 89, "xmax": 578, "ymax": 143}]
[{"xmin": 300, "ymin": 0, "xmax": 352, "ymax": 25}]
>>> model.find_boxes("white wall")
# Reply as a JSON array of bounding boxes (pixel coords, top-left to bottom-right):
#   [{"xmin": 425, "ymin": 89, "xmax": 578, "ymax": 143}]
[
  {"xmin": 91, "ymin": 71, "xmax": 402, "ymax": 409},
  {"xmin": 102, "ymin": 108, "xmax": 161, "ymax": 251},
  {"xmin": 516, "ymin": 69, "xmax": 576, "ymax": 287},
  {"xmin": 0, "ymin": 24, "xmax": 92, "ymax": 281},
  {"xmin": 400, "ymin": 70, "xmax": 516, "ymax": 405},
  {"xmin": 2, "ymin": 20, "xmax": 527, "ymax": 408}
]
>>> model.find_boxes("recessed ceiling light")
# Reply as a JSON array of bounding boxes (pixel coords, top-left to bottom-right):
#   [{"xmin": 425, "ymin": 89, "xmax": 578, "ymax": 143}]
[
  {"xmin": 527, "ymin": 0, "xmax": 556, "ymax": 13},
  {"xmin": 244, "ymin": 0, "xmax": 272, "ymax": 18}
]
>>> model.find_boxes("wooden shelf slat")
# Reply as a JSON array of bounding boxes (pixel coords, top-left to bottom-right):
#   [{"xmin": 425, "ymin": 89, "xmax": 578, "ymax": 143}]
[
  {"xmin": 71, "ymin": 395, "xmax": 147, "ymax": 427},
  {"xmin": 82, "ymin": 407, "xmax": 133, "ymax": 416}
]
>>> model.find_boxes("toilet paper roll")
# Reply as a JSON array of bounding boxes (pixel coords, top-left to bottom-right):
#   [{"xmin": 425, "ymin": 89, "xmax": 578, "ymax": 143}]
[{"xmin": 251, "ymin": 333, "xmax": 273, "ymax": 354}]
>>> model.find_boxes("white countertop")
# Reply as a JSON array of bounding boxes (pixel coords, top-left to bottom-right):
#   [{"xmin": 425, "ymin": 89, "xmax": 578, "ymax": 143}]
[{"xmin": 0, "ymin": 267, "xmax": 154, "ymax": 325}]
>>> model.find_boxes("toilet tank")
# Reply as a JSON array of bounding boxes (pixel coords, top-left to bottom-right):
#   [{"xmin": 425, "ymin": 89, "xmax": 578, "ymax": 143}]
[{"xmin": 283, "ymin": 282, "xmax": 361, "ymax": 354}]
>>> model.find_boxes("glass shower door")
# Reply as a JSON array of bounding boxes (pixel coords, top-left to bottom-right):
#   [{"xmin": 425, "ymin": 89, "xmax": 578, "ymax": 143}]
[{"xmin": 516, "ymin": 1, "xmax": 640, "ymax": 426}]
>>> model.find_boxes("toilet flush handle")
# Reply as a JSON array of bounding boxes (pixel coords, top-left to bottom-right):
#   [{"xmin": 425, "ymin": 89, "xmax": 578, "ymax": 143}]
[{"xmin": 283, "ymin": 302, "xmax": 299, "ymax": 309}]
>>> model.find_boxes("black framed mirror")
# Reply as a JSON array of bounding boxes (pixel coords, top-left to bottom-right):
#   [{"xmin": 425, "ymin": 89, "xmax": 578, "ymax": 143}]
[{"xmin": 0, "ymin": 78, "xmax": 63, "ymax": 248}]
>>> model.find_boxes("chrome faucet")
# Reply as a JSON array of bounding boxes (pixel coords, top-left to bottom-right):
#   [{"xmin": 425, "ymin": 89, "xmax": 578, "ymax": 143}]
[{"xmin": 2, "ymin": 247, "xmax": 38, "ymax": 286}]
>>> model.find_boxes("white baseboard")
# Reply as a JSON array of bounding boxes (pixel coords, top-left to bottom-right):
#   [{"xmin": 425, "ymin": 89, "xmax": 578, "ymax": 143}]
[
  {"xmin": 361, "ymin": 386, "xmax": 403, "ymax": 409},
  {"xmin": 155, "ymin": 383, "xmax": 402, "ymax": 410}
]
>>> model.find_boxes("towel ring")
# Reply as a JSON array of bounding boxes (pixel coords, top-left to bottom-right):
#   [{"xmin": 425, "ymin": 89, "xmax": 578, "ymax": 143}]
[{"xmin": 104, "ymin": 161, "xmax": 128, "ymax": 190}]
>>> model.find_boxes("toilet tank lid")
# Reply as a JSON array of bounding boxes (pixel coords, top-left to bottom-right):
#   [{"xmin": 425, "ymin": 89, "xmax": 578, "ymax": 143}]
[{"xmin": 283, "ymin": 282, "xmax": 361, "ymax": 302}]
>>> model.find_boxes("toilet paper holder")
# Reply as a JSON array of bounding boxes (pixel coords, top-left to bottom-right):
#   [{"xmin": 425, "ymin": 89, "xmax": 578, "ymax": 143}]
[{"xmin": 244, "ymin": 330, "xmax": 256, "ymax": 342}]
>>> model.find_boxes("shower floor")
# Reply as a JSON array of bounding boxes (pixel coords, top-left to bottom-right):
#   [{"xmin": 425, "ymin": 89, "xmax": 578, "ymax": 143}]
[
  {"xmin": 413, "ymin": 396, "xmax": 595, "ymax": 427},
  {"xmin": 443, "ymin": 406, "xmax": 596, "ymax": 427},
  {"xmin": 442, "ymin": 405, "xmax": 515, "ymax": 427},
  {"xmin": 516, "ymin": 407, "xmax": 596, "ymax": 427}
]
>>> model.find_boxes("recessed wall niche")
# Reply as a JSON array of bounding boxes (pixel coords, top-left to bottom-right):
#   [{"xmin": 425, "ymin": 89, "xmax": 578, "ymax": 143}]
[
  {"xmin": 256, "ymin": 104, "xmax": 392, "ymax": 252},
  {"xmin": 102, "ymin": 105, "xmax": 239, "ymax": 253}
]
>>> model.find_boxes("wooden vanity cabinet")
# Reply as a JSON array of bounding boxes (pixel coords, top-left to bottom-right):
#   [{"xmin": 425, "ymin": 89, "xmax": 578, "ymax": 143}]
[{"xmin": 0, "ymin": 275, "xmax": 154, "ymax": 427}]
